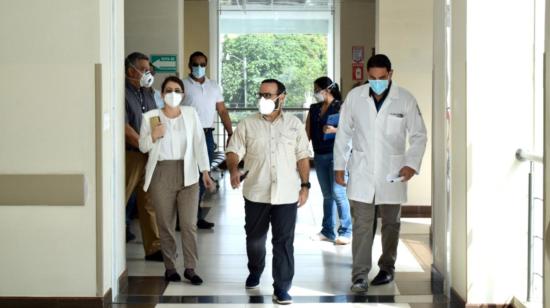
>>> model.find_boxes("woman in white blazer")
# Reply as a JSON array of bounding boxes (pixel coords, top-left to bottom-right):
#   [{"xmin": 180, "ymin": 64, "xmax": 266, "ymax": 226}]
[{"xmin": 139, "ymin": 76, "xmax": 214, "ymax": 284}]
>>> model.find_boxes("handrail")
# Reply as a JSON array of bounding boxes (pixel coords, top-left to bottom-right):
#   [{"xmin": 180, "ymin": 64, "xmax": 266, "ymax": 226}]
[
  {"xmin": 515, "ymin": 148, "xmax": 543, "ymax": 301},
  {"xmin": 515, "ymin": 149, "xmax": 543, "ymax": 164}
]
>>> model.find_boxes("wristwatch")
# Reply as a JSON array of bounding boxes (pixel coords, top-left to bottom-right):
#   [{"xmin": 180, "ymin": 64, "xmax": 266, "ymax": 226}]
[{"xmin": 300, "ymin": 182, "xmax": 311, "ymax": 189}]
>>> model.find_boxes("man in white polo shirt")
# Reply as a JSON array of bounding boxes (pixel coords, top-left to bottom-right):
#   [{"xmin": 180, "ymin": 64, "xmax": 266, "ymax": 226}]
[{"xmin": 182, "ymin": 51, "xmax": 233, "ymax": 229}]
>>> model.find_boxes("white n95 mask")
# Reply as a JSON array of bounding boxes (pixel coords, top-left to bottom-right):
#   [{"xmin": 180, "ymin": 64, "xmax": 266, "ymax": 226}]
[
  {"xmin": 140, "ymin": 70, "xmax": 155, "ymax": 88},
  {"xmin": 164, "ymin": 92, "xmax": 183, "ymax": 108},
  {"xmin": 258, "ymin": 97, "xmax": 277, "ymax": 115},
  {"xmin": 313, "ymin": 92, "xmax": 325, "ymax": 103}
]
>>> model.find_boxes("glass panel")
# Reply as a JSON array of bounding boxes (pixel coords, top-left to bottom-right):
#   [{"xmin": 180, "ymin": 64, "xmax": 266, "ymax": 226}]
[
  {"xmin": 220, "ymin": 0, "xmax": 333, "ymax": 11},
  {"xmin": 219, "ymin": 4, "xmax": 333, "ymax": 110},
  {"xmin": 217, "ymin": 0, "xmax": 334, "ymax": 149}
]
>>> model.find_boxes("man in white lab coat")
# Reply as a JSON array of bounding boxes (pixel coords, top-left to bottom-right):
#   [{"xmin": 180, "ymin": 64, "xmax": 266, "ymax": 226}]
[{"xmin": 334, "ymin": 54, "xmax": 427, "ymax": 293}]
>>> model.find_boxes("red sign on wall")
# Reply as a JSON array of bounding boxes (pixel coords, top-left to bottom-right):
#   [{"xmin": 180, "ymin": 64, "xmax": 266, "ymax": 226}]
[
  {"xmin": 352, "ymin": 63, "xmax": 363, "ymax": 81},
  {"xmin": 352, "ymin": 46, "xmax": 365, "ymax": 81}
]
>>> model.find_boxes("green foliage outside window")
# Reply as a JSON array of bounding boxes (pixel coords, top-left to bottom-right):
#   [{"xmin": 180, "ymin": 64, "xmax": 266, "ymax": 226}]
[{"xmin": 221, "ymin": 33, "xmax": 328, "ymax": 111}]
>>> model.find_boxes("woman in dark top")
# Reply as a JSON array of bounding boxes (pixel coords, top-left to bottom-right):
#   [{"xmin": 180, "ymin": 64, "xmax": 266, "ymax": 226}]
[{"xmin": 305, "ymin": 77, "xmax": 352, "ymax": 245}]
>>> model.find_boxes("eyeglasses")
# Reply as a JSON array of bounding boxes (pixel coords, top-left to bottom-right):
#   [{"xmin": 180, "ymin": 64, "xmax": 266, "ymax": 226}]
[
  {"xmin": 191, "ymin": 63, "xmax": 207, "ymax": 67},
  {"xmin": 164, "ymin": 89, "xmax": 183, "ymax": 94},
  {"xmin": 256, "ymin": 92, "xmax": 278, "ymax": 99}
]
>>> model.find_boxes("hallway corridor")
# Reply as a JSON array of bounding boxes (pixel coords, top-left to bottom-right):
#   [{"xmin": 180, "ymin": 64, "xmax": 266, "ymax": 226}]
[{"xmin": 119, "ymin": 171, "xmax": 444, "ymax": 307}]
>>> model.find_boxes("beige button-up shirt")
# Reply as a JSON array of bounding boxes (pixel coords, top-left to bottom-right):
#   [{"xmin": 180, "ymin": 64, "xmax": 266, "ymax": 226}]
[{"xmin": 226, "ymin": 112, "xmax": 310, "ymax": 205}]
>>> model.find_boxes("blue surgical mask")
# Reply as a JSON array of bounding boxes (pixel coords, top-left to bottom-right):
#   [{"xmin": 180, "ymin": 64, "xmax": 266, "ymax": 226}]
[
  {"xmin": 192, "ymin": 66, "xmax": 206, "ymax": 79},
  {"xmin": 369, "ymin": 79, "xmax": 389, "ymax": 95}
]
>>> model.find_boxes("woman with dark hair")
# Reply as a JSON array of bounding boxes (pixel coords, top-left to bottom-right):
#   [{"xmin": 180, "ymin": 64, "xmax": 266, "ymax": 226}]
[
  {"xmin": 305, "ymin": 77, "xmax": 352, "ymax": 245},
  {"xmin": 139, "ymin": 76, "xmax": 214, "ymax": 284}
]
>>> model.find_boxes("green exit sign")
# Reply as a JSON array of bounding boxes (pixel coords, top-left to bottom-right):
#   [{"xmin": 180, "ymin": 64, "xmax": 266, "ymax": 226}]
[{"xmin": 151, "ymin": 54, "xmax": 177, "ymax": 73}]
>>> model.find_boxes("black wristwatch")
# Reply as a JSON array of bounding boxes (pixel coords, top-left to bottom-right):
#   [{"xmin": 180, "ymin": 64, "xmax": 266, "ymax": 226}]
[{"xmin": 300, "ymin": 182, "xmax": 311, "ymax": 189}]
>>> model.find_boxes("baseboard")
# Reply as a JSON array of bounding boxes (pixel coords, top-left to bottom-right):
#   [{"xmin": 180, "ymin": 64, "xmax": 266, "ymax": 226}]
[
  {"xmin": 0, "ymin": 287, "xmax": 113, "ymax": 307},
  {"xmin": 103, "ymin": 288, "xmax": 112, "ymax": 305},
  {"xmin": 430, "ymin": 264, "xmax": 445, "ymax": 294},
  {"xmin": 451, "ymin": 287, "xmax": 466, "ymax": 308},
  {"xmin": 402, "ymin": 205, "xmax": 431, "ymax": 218},
  {"xmin": 466, "ymin": 304, "xmax": 513, "ymax": 308},
  {"xmin": 0, "ymin": 294, "xmax": 110, "ymax": 308},
  {"xmin": 118, "ymin": 268, "xmax": 129, "ymax": 294}
]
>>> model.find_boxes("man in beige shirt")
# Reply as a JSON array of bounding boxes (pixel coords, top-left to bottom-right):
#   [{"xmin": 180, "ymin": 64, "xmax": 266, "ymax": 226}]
[{"xmin": 226, "ymin": 79, "xmax": 310, "ymax": 305}]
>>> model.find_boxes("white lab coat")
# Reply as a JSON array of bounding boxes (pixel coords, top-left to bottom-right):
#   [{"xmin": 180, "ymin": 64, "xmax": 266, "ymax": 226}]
[{"xmin": 333, "ymin": 83, "xmax": 427, "ymax": 205}]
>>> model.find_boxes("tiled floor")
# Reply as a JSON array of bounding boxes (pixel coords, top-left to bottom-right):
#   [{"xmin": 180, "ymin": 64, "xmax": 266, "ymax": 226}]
[{"xmin": 118, "ymin": 171, "xmax": 442, "ymax": 307}]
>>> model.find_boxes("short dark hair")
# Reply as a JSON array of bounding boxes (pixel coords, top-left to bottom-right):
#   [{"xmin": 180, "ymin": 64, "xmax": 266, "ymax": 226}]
[
  {"xmin": 188, "ymin": 51, "xmax": 208, "ymax": 67},
  {"xmin": 314, "ymin": 76, "xmax": 342, "ymax": 101},
  {"xmin": 161, "ymin": 76, "xmax": 185, "ymax": 93},
  {"xmin": 261, "ymin": 79, "xmax": 286, "ymax": 95},
  {"xmin": 366, "ymin": 54, "xmax": 392, "ymax": 71},
  {"xmin": 125, "ymin": 52, "xmax": 149, "ymax": 75}
]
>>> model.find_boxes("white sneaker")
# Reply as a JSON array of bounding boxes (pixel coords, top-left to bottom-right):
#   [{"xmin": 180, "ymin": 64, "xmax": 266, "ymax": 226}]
[
  {"xmin": 335, "ymin": 236, "xmax": 351, "ymax": 245},
  {"xmin": 311, "ymin": 233, "xmax": 334, "ymax": 242}
]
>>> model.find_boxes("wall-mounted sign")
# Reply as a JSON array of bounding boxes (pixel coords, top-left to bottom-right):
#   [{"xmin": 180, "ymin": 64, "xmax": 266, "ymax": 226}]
[
  {"xmin": 151, "ymin": 54, "xmax": 177, "ymax": 73},
  {"xmin": 352, "ymin": 63, "xmax": 363, "ymax": 81},
  {"xmin": 352, "ymin": 46, "xmax": 365, "ymax": 81},
  {"xmin": 352, "ymin": 46, "xmax": 364, "ymax": 63}
]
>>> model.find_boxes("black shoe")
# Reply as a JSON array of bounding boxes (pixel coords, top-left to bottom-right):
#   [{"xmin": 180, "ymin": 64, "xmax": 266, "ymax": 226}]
[
  {"xmin": 197, "ymin": 219, "xmax": 215, "ymax": 229},
  {"xmin": 371, "ymin": 270, "xmax": 394, "ymax": 285},
  {"xmin": 245, "ymin": 273, "xmax": 260, "ymax": 289},
  {"xmin": 184, "ymin": 269, "xmax": 203, "ymax": 285},
  {"xmin": 126, "ymin": 227, "xmax": 136, "ymax": 243},
  {"xmin": 145, "ymin": 250, "xmax": 164, "ymax": 262},
  {"xmin": 272, "ymin": 288, "xmax": 293, "ymax": 305},
  {"xmin": 350, "ymin": 279, "xmax": 369, "ymax": 293},
  {"xmin": 164, "ymin": 270, "xmax": 181, "ymax": 282}
]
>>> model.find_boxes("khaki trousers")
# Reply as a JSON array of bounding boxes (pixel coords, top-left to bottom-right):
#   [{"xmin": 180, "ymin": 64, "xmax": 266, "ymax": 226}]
[
  {"xmin": 148, "ymin": 160, "xmax": 199, "ymax": 270},
  {"xmin": 350, "ymin": 200, "xmax": 401, "ymax": 282},
  {"xmin": 125, "ymin": 150, "xmax": 161, "ymax": 255}
]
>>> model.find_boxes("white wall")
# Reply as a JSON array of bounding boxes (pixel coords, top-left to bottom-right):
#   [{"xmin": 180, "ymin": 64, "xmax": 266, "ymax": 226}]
[
  {"xmin": 375, "ymin": 0, "xmax": 433, "ymax": 206},
  {"xmin": 340, "ymin": 0, "xmax": 375, "ymax": 94},
  {"xmin": 0, "ymin": 0, "xmax": 104, "ymax": 296},
  {"xmin": 431, "ymin": 0, "xmax": 449, "ymax": 283},
  {"xmin": 184, "ymin": 0, "xmax": 210, "ymax": 78},
  {"xmin": 99, "ymin": 0, "xmax": 126, "ymax": 296},
  {"xmin": 465, "ymin": 0, "xmax": 535, "ymax": 303},
  {"xmin": 544, "ymin": 0, "xmax": 550, "ymax": 305},
  {"xmin": 449, "ymin": 0, "xmax": 468, "ymax": 299},
  {"xmin": 125, "ymin": 0, "xmax": 184, "ymax": 86}
]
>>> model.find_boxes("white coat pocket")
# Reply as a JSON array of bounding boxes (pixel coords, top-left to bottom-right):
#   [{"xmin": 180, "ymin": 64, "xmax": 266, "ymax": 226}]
[
  {"xmin": 386, "ymin": 115, "xmax": 404, "ymax": 135},
  {"xmin": 389, "ymin": 154, "xmax": 405, "ymax": 176}
]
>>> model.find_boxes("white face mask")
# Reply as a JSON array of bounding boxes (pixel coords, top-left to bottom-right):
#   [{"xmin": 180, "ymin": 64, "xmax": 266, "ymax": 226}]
[
  {"xmin": 164, "ymin": 92, "xmax": 183, "ymax": 108},
  {"xmin": 258, "ymin": 97, "xmax": 275, "ymax": 115},
  {"xmin": 313, "ymin": 91, "xmax": 325, "ymax": 103},
  {"xmin": 139, "ymin": 71, "xmax": 155, "ymax": 88},
  {"xmin": 313, "ymin": 82, "xmax": 336, "ymax": 103}
]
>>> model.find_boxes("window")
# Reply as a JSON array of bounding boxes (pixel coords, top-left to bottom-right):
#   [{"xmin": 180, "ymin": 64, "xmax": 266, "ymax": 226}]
[{"xmin": 217, "ymin": 0, "xmax": 335, "ymax": 109}]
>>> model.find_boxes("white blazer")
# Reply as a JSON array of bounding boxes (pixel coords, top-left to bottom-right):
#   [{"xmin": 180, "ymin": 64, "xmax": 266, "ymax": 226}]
[
  {"xmin": 334, "ymin": 83, "xmax": 427, "ymax": 205},
  {"xmin": 139, "ymin": 106, "xmax": 210, "ymax": 192}
]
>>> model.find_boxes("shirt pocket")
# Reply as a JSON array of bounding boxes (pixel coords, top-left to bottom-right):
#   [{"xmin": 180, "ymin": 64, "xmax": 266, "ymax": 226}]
[
  {"xmin": 246, "ymin": 136, "xmax": 267, "ymax": 156},
  {"xmin": 279, "ymin": 131, "xmax": 297, "ymax": 162},
  {"xmin": 386, "ymin": 115, "xmax": 404, "ymax": 136}
]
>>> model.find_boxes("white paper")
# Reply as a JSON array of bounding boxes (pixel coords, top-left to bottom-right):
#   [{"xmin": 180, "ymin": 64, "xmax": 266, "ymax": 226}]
[{"xmin": 386, "ymin": 174, "xmax": 404, "ymax": 183}]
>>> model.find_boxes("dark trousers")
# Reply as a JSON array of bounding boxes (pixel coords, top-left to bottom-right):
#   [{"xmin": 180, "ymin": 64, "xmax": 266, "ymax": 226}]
[
  {"xmin": 244, "ymin": 198, "xmax": 297, "ymax": 292},
  {"xmin": 198, "ymin": 129, "xmax": 215, "ymax": 220}
]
